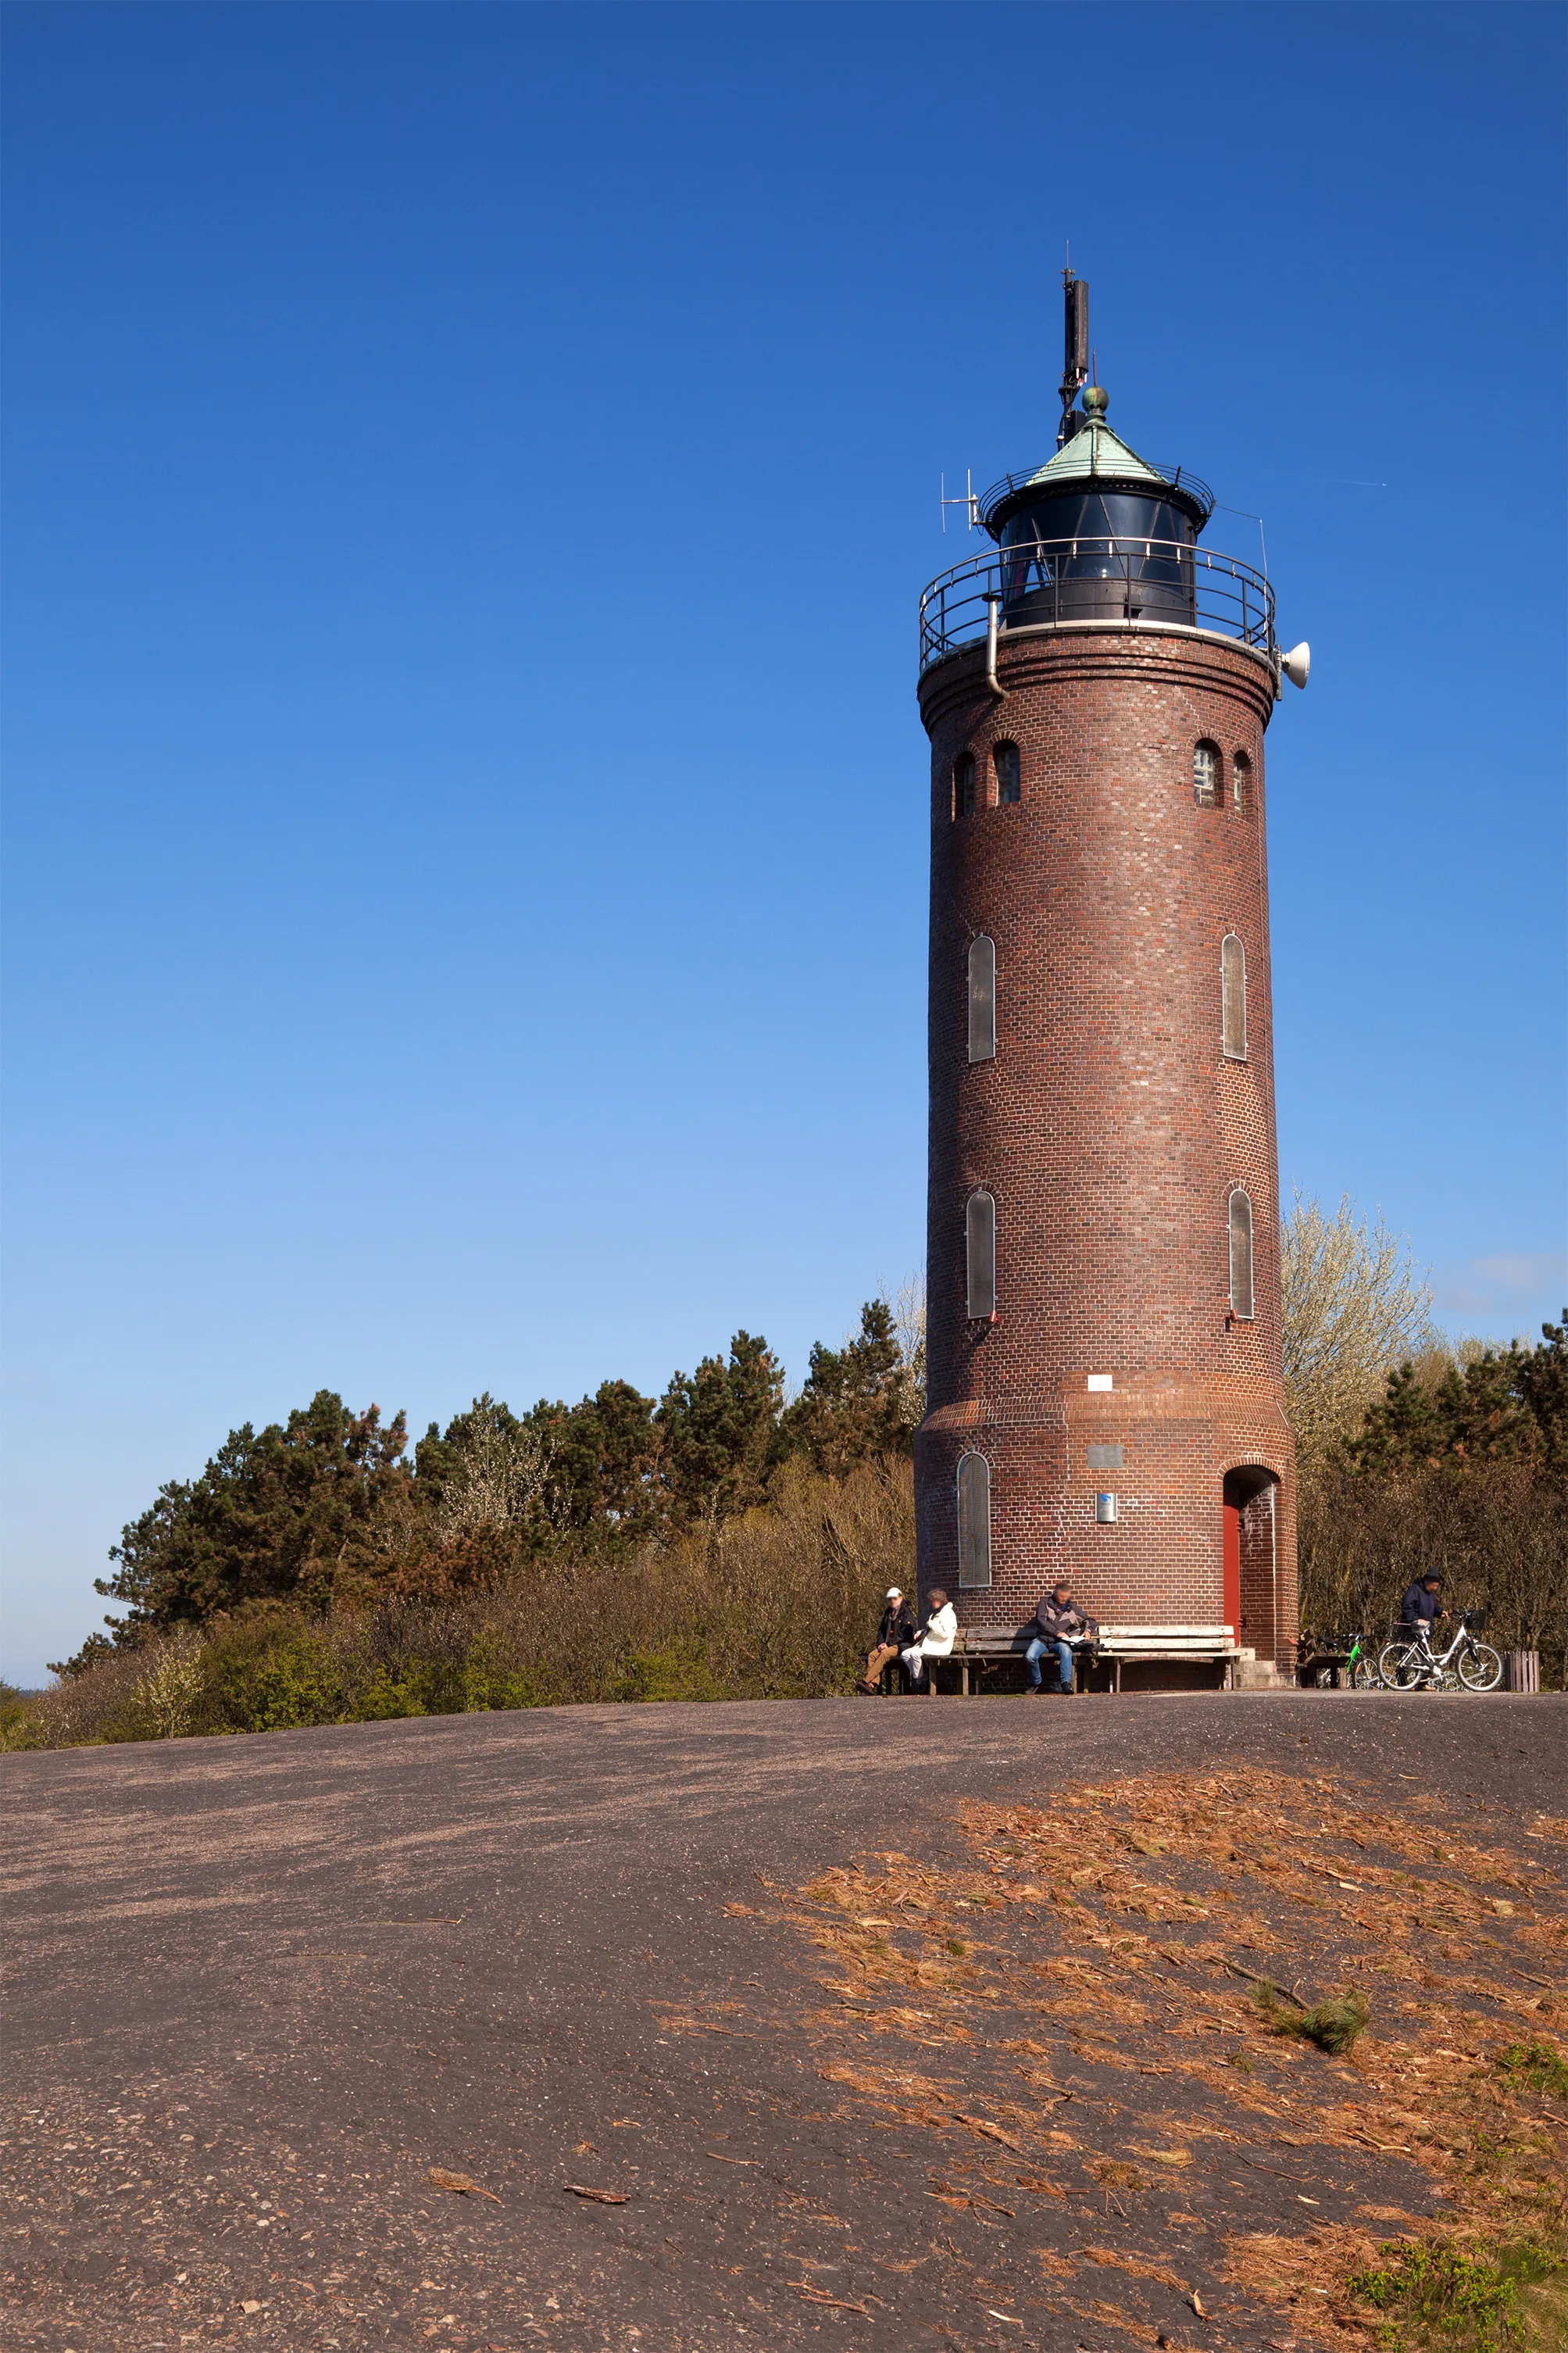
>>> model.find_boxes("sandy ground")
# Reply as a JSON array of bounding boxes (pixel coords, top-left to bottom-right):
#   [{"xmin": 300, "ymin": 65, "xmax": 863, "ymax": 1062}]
[{"xmin": 2, "ymin": 1690, "xmax": 1563, "ymax": 2352}]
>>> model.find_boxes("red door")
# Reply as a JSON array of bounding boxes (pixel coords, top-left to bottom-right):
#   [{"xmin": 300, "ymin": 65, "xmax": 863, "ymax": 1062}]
[{"xmin": 1222, "ymin": 1501, "xmax": 1241, "ymax": 1637}]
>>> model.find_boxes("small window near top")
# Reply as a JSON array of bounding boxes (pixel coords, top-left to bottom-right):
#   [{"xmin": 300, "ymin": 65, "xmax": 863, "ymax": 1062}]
[
  {"xmin": 967, "ymin": 935, "xmax": 997, "ymax": 1064},
  {"xmin": 1231, "ymin": 749, "xmax": 1251, "ymax": 816},
  {"xmin": 1228, "ymin": 1188, "xmax": 1255, "ymax": 1320},
  {"xmin": 993, "ymin": 741, "xmax": 1021, "ymax": 804},
  {"xmin": 966, "ymin": 1189, "xmax": 996, "ymax": 1319},
  {"xmin": 956, "ymin": 1452, "xmax": 992, "ymax": 1588},
  {"xmin": 954, "ymin": 752, "xmax": 977, "ymax": 818},
  {"xmin": 1221, "ymin": 932, "xmax": 1247, "ymax": 1060},
  {"xmin": 1194, "ymin": 740, "xmax": 1221, "ymax": 810}
]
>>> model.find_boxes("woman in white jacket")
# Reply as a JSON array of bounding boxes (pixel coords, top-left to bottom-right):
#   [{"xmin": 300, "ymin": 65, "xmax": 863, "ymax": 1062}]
[{"xmin": 902, "ymin": 1590, "xmax": 958, "ymax": 1686}]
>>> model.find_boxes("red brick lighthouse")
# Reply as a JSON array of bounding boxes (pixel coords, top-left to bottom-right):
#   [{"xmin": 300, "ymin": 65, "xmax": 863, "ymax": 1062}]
[{"xmin": 914, "ymin": 275, "xmax": 1309, "ymax": 1679}]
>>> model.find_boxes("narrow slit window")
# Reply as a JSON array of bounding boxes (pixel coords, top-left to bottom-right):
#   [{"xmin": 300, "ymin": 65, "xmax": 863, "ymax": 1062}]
[
  {"xmin": 955, "ymin": 752, "xmax": 977, "ymax": 817},
  {"xmin": 966, "ymin": 1189, "xmax": 996, "ymax": 1319},
  {"xmin": 1221, "ymin": 932, "xmax": 1247, "ymax": 1060},
  {"xmin": 1231, "ymin": 749, "xmax": 1251, "ymax": 816},
  {"xmin": 1228, "ymin": 1188, "xmax": 1255, "ymax": 1320},
  {"xmin": 1194, "ymin": 740, "xmax": 1221, "ymax": 810},
  {"xmin": 956, "ymin": 1451, "xmax": 992, "ymax": 1588},
  {"xmin": 993, "ymin": 741, "xmax": 1021, "ymax": 804},
  {"xmin": 967, "ymin": 935, "xmax": 997, "ymax": 1063}
]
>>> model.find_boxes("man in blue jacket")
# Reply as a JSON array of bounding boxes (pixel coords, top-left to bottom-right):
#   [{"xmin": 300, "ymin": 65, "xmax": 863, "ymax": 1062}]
[
  {"xmin": 1025, "ymin": 1582, "xmax": 1099, "ymax": 1694},
  {"xmin": 1397, "ymin": 1572, "xmax": 1448, "ymax": 1675}
]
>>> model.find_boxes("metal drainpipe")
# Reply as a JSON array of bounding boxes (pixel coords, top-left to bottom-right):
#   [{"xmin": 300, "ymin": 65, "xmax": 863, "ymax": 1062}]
[{"xmin": 984, "ymin": 593, "xmax": 1004, "ymax": 700}]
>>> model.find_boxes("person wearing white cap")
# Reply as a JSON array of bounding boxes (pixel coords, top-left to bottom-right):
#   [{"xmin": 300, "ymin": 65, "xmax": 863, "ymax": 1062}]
[{"xmin": 857, "ymin": 1587, "xmax": 916, "ymax": 1693}]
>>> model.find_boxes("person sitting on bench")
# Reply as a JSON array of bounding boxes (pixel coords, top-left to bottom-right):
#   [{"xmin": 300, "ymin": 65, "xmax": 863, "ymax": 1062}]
[
  {"xmin": 1025, "ymin": 1582, "xmax": 1099, "ymax": 1694},
  {"xmin": 902, "ymin": 1590, "xmax": 958, "ymax": 1686},
  {"xmin": 858, "ymin": 1587, "xmax": 916, "ymax": 1693}
]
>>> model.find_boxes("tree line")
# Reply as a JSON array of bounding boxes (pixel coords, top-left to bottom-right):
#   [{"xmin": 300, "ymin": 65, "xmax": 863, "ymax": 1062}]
[
  {"xmin": 55, "ymin": 1301, "xmax": 922, "ymax": 1675},
  {"xmin": 9, "ymin": 1199, "xmax": 1565, "ymax": 1745}
]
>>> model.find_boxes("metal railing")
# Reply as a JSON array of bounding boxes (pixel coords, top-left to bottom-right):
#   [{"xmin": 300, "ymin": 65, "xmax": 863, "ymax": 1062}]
[
  {"xmin": 919, "ymin": 536, "xmax": 1274, "ymax": 670},
  {"xmin": 978, "ymin": 460, "xmax": 1215, "ymax": 531}
]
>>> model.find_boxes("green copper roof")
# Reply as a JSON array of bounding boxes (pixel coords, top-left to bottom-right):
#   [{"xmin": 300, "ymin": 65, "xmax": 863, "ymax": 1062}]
[
  {"xmin": 977, "ymin": 390, "xmax": 1216, "ymax": 534},
  {"xmin": 1017, "ymin": 414, "xmax": 1172, "ymax": 494}
]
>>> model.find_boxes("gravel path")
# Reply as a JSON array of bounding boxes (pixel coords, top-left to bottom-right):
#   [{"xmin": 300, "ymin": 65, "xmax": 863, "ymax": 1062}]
[{"xmin": 3, "ymin": 1690, "xmax": 1563, "ymax": 2351}]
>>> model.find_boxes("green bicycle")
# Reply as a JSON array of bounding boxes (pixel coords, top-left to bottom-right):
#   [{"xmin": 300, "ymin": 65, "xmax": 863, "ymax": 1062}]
[{"xmin": 1335, "ymin": 1632, "xmax": 1378, "ymax": 1690}]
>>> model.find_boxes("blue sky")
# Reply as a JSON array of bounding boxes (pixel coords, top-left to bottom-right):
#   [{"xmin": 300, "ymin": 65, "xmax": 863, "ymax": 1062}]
[{"xmin": 3, "ymin": 2, "xmax": 1563, "ymax": 1683}]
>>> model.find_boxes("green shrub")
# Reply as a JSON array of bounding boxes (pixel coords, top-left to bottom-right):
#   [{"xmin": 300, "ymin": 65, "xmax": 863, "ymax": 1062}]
[
  {"xmin": 209, "ymin": 1627, "xmax": 355, "ymax": 1733},
  {"xmin": 610, "ymin": 1641, "xmax": 724, "ymax": 1704},
  {"xmin": 1495, "ymin": 2041, "xmax": 1568, "ymax": 2101},
  {"xmin": 1348, "ymin": 2238, "xmax": 1563, "ymax": 2353}
]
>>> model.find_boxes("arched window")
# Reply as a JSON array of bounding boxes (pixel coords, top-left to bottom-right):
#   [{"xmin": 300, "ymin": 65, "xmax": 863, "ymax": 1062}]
[
  {"xmin": 956, "ymin": 1451, "xmax": 992, "ymax": 1588},
  {"xmin": 1193, "ymin": 740, "xmax": 1221, "ymax": 810},
  {"xmin": 1221, "ymin": 932, "xmax": 1247, "ymax": 1060},
  {"xmin": 966, "ymin": 1189, "xmax": 996, "ymax": 1319},
  {"xmin": 955, "ymin": 752, "xmax": 977, "ymax": 818},
  {"xmin": 993, "ymin": 741, "xmax": 1021, "ymax": 804},
  {"xmin": 967, "ymin": 935, "xmax": 997, "ymax": 1063},
  {"xmin": 1231, "ymin": 749, "xmax": 1251, "ymax": 816},
  {"xmin": 1228, "ymin": 1188, "xmax": 1255, "ymax": 1320}
]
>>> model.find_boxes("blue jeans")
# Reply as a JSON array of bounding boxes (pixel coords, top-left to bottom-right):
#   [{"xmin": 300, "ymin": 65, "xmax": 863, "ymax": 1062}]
[{"xmin": 1026, "ymin": 1636, "xmax": 1073, "ymax": 1691}]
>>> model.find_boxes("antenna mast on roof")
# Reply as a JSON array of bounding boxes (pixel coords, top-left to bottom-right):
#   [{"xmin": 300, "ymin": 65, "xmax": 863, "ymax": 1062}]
[
  {"xmin": 938, "ymin": 468, "xmax": 980, "ymax": 534},
  {"xmin": 1059, "ymin": 265, "xmax": 1089, "ymax": 448}
]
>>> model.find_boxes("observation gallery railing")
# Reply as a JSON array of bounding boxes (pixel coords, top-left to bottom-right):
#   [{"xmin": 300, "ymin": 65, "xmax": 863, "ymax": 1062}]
[
  {"xmin": 976, "ymin": 461, "xmax": 1215, "ymax": 530},
  {"xmin": 919, "ymin": 537, "xmax": 1275, "ymax": 671}
]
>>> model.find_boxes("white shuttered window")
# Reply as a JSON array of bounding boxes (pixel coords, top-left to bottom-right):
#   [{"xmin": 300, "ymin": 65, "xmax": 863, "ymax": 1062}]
[{"xmin": 1231, "ymin": 749, "xmax": 1251, "ymax": 815}]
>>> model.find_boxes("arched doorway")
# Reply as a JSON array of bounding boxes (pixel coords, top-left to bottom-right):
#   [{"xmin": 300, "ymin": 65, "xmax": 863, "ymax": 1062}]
[{"xmin": 1223, "ymin": 1467, "xmax": 1280, "ymax": 1660}]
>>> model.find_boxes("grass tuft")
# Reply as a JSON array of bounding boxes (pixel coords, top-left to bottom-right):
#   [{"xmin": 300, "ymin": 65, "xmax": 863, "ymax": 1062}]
[{"xmin": 1251, "ymin": 1978, "xmax": 1370, "ymax": 2056}]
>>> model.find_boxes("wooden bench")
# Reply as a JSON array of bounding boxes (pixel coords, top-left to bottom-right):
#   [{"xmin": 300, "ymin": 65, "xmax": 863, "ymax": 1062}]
[{"xmin": 902, "ymin": 1624, "xmax": 1241, "ymax": 1696}]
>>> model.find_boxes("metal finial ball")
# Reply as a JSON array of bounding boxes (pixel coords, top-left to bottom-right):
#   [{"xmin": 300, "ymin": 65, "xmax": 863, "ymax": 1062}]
[{"xmin": 1083, "ymin": 384, "xmax": 1109, "ymax": 417}]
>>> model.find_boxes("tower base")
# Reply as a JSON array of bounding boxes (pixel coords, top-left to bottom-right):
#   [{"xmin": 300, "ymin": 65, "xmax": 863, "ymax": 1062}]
[{"xmin": 915, "ymin": 1379, "xmax": 1296, "ymax": 1675}]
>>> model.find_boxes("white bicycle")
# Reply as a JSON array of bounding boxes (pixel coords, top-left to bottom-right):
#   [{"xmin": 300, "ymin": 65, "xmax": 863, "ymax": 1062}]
[{"xmin": 1377, "ymin": 1610, "xmax": 1502, "ymax": 1693}]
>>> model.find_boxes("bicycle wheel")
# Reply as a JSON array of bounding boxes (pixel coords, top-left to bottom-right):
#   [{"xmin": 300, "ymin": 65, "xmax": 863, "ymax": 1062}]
[
  {"xmin": 1349, "ymin": 1654, "xmax": 1378, "ymax": 1692},
  {"xmin": 1457, "ymin": 1641, "xmax": 1502, "ymax": 1693},
  {"xmin": 1378, "ymin": 1641, "xmax": 1428, "ymax": 1690}
]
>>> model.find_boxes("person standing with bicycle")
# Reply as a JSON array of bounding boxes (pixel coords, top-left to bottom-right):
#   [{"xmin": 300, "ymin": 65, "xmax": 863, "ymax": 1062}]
[
  {"xmin": 1380, "ymin": 1575, "xmax": 1502, "ymax": 1691},
  {"xmin": 1398, "ymin": 1572, "xmax": 1448, "ymax": 1672}
]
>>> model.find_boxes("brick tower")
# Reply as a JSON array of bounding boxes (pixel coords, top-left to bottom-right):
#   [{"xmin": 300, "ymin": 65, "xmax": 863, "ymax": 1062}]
[{"xmin": 914, "ymin": 276, "xmax": 1308, "ymax": 1676}]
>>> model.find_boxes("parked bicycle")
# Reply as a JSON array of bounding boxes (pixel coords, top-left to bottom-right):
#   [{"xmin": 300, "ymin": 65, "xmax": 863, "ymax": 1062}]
[{"xmin": 1377, "ymin": 1609, "xmax": 1502, "ymax": 1692}]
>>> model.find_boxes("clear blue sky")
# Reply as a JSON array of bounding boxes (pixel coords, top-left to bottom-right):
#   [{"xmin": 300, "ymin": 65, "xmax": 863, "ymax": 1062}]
[{"xmin": 3, "ymin": 2, "xmax": 1563, "ymax": 1683}]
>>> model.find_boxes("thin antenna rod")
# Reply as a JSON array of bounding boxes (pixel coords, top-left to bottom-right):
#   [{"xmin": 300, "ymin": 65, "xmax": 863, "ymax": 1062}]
[
  {"xmin": 1215, "ymin": 502, "xmax": 1269, "ymax": 580},
  {"xmin": 938, "ymin": 469, "xmax": 980, "ymax": 535}
]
